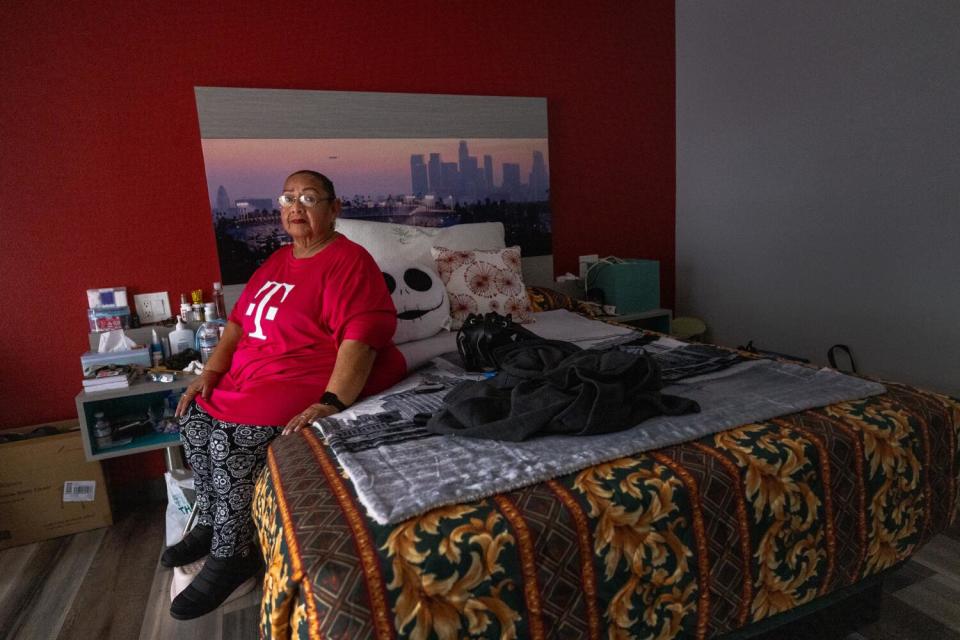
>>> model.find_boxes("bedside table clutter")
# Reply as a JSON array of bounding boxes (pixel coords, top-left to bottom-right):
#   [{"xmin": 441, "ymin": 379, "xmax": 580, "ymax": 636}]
[
  {"xmin": 549, "ymin": 255, "xmax": 672, "ymax": 334},
  {"xmin": 76, "ymin": 282, "xmax": 227, "ymax": 464}
]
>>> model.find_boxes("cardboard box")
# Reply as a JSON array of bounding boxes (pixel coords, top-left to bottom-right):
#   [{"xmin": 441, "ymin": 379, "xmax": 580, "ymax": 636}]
[{"xmin": 0, "ymin": 419, "xmax": 113, "ymax": 550}]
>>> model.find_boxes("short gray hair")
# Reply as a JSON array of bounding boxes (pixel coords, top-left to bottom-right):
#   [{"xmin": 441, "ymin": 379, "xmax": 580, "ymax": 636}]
[{"xmin": 287, "ymin": 170, "xmax": 336, "ymax": 199}]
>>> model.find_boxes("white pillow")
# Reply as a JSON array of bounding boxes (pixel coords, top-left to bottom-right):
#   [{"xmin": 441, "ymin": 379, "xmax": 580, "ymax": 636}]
[
  {"xmin": 432, "ymin": 245, "xmax": 533, "ymax": 330},
  {"xmin": 380, "ymin": 260, "xmax": 450, "ymax": 344},
  {"xmin": 336, "ymin": 219, "xmax": 506, "ymax": 268}
]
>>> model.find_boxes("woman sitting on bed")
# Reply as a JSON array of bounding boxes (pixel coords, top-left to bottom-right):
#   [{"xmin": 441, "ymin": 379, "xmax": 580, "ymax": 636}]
[{"xmin": 166, "ymin": 169, "xmax": 406, "ymax": 620}]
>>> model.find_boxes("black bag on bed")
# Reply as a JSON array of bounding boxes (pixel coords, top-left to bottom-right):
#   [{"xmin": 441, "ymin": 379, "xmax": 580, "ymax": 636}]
[{"xmin": 456, "ymin": 311, "xmax": 537, "ymax": 371}]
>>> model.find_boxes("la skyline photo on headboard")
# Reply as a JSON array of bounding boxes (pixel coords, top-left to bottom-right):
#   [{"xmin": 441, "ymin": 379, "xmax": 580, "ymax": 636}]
[{"xmin": 195, "ymin": 87, "xmax": 551, "ymax": 285}]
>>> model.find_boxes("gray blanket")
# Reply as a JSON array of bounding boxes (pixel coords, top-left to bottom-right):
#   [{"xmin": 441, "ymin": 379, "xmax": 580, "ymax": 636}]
[{"xmin": 317, "ymin": 354, "xmax": 885, "ymax": 525}]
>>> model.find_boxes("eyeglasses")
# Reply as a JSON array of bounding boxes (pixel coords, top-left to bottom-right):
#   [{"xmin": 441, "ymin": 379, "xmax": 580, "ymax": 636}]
[{"xmin": 278, "ymin": 193, "xmax": 335, "ymax": 208}]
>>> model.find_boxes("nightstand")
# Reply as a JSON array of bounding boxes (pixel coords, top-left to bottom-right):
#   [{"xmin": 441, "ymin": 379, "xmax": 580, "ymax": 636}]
[
  {"xmin": 75, "ymin": 375, "xmax": 194, "ymax": 461},
  {"xmin": 607, "ymin": 308, "xmax": 672, "ymax": 333},
  {"xmin": 78, "ymin": 326, "xmax": 197, "ymax": 463}
]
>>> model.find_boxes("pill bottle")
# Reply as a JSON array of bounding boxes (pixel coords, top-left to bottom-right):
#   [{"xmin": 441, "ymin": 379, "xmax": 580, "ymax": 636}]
[{"xmin": 179, "ymin": 293, "xmax": 193, "ymax": 323}]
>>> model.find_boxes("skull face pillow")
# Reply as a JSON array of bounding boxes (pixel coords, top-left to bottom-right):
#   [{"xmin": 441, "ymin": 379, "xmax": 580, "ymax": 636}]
[{"xmin": 381, "ymin": 262, "xmax": 450, "ymax": 344}]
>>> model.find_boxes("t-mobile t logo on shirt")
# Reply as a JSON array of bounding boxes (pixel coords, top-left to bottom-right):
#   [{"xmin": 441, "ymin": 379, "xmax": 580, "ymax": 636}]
[{"xmin": 245, "ymin": 281, "xmax": 295, "ymax": 340}]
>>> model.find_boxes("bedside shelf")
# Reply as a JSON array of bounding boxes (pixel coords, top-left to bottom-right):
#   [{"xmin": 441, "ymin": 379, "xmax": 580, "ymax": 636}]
[
  {"xmin": 75, "ymin": 375, "xmax": 196, "ymax": 461},
  {"xmin": 76, "ymin": 376, "xmax": 195, "ymax": 402},
  {"xmin": 83, "ymin": 430, "xmax": 182, "ymax": 460}
]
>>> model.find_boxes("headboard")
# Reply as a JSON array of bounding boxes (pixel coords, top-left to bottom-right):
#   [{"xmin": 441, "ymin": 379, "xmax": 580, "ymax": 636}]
[
  {"xmin": 222, "ymin": 254, "xmax": 554, "ymax": 318},
  {"xmin": 220, "ymin": 217, "xmax": 555, "ymax": 317}
]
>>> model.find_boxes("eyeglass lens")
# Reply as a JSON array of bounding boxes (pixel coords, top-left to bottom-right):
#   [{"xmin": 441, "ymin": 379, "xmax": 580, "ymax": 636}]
[{"xmin": 278, "ymin": 193, "xmax": 331, "ymax": 207}]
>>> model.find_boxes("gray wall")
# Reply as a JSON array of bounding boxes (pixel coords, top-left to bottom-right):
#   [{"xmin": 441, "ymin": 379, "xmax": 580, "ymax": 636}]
[{"xmin": 676, "ymin": 1, "xmax": 959, "ymax": 395}]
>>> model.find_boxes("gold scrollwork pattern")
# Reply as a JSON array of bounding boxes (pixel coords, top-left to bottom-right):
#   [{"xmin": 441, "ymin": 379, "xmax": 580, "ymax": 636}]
[
  {"xmin": 714, "ymin": 424, "xmax": 825, "ymax": 621},
  {"xmin": 381, "ymin": 503, "xmax": 522, "ymax": 640},
  {"xmin": 573, "ymin": 457, "xmax": 697, "ymax": 640},
  {"xmin": 826, "ymin": 399, "xmax": 925, "ymax": 573}
]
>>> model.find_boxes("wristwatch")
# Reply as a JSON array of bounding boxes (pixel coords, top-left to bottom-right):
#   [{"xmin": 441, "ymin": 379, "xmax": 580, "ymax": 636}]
[{"xmin": 319, "ymin": 391, "xmax": 348, "ymax": 413}]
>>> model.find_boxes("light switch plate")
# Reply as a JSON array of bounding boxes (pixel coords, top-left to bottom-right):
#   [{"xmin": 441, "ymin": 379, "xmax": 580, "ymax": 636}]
[
  {"xmin": 134, "ymin": 292, "xmax": 172, "ymax": 324},
  {"xmin": 578, "ymin": 254, "xmax": 599, "ymax": 279}
]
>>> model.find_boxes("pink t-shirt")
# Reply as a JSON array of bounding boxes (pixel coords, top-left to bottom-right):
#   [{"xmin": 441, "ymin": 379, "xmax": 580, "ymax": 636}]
[{"xmin": 196, "ymin": 236, "xmax": 407, "ymax": 426}]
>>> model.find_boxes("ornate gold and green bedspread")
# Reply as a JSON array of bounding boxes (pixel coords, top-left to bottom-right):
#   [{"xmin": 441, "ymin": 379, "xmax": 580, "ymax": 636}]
[{"xmin": 253, "ymin": 381, "xmax": 959, "ymax": 639}]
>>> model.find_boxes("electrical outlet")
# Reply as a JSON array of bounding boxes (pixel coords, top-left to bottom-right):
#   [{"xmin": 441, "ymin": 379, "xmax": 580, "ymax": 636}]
[
  {"xmin": 578, "ymin": 254, "xmax": 599, "ymax": 279},
  {"xmin": 134, "ymin": 291, "xmax": 172, "ymax": 324}
]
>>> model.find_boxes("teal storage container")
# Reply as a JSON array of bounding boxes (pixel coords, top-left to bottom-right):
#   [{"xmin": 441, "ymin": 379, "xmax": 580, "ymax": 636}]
[{"xmin": 586, "ymin": 259, "xmax": 660, "ymax": 314}]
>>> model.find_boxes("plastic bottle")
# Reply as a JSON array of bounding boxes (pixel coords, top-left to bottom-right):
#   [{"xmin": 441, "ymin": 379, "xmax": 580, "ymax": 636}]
[
  {"xmin": 168, "ymin": 315, "xmax": 195, "ymax": 355},
  {"xmin": 196, "ymin": 321, "xmax": 220, "ymax": 364},
  {"xmin": 191, "ymin": 289, "xmax": 205, "ymax": 323},
  {"xmin": 179, "ymin": 293, "xmax": 193, "ymax": 323},
  {"xmin": 93, "ymin": 412, "xmax": 112, "ymax": 449},
  {"xmin": 213, "ymin": 281, "xmax": 226, "ymax": 321},
  {"xmin": 204, "ymin": 302, "xmax": 218, "ymax": 321},
  {"xmin": 150, "ymin": 329, "xmax": 164, "ymax": 367}
]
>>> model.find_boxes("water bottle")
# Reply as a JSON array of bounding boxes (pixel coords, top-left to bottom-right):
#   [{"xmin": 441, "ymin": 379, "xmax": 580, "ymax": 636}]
[
  {"xmin": 197, "ymin": 321, "xmax": 220, "ymax": 364},
  {"xmin": 93, "ymin": 412, "xmax": 112, "ymax": 449}
]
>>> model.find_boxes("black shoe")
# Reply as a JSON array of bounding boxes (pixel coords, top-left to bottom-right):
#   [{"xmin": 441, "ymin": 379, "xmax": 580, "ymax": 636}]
[
  {"xmin": 160, "ymin": 525, "xmax": 213, "ymax": 568},
  {"xmin": 169, "ymin": 553, "xmax": 261, "ymax": 620}
]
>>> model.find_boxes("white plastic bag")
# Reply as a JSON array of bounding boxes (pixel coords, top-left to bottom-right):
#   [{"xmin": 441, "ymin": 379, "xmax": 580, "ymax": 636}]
[{"xmin": 164, "ymin": 469, "xmax": 195, "ymax": 547}]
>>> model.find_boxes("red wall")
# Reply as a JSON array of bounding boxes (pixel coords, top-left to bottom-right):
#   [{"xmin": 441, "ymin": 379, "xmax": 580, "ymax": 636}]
[{"xmin": 0, "ymin": 1, "xmax": 675, "ymax": 461}]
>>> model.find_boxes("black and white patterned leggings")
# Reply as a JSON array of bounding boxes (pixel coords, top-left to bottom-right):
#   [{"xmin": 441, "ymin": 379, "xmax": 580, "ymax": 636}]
[{"xmin": 178, "ymin": 402, "xmax": 282, "ymax": 559}]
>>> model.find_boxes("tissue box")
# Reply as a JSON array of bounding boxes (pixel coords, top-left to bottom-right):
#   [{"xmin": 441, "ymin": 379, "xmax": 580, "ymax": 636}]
[
  {"xmin": 88, "ymin": 307, "xmax": 131, "ymax": 332},
  {"xmin": 87, "ymin": 287, "xmax": 128, "ymax": 309},
  {"xmin": 81, "ymin": 347, "xmax": 151, "ymax": 374}
]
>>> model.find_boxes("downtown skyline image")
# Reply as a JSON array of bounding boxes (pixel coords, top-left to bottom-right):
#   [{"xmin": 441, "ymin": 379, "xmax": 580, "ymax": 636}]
[{"xmin": 201, "ymin": 138, "xmax": 552, "ymax": 284}]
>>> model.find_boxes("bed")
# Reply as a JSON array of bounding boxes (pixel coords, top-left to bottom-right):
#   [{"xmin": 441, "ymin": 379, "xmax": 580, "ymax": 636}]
[
  {"xmin": 251, "ymin": 292, "xmax": 959, "ymax": 639},
  {"xmin": 248, "ymin": 218, "xmax": 958, "ymax": 639}
]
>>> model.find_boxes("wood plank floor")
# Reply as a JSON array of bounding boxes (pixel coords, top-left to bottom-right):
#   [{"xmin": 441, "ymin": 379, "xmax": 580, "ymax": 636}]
[
  {"xmin": 0, "ymin": 502, "xmax": 957, "ymax": 640},
  {"xmin": 0, "ymin": 502, "xmax": 259, "ymax": 640}
]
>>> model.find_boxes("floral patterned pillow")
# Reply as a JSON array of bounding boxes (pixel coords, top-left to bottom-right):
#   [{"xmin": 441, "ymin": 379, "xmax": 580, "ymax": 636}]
[{"xmin": 432, "ymin": 245, "xmax": 533, "ymax": 330}]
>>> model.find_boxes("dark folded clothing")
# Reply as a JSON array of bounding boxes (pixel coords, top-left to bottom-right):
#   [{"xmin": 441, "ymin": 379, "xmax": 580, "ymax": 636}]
[{"xmin": 426, "ymin": 339, "xmax": 699, "ymax": 441}]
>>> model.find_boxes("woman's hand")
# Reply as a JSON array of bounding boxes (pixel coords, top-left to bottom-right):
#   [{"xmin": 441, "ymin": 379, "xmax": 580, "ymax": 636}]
[
  {"xmin": 282, "ymin": 403, "xmax": 339, "ymax": 436},
  {"xmin": 175, "ymin": 369, "xmax": 225, "ymax": 417}
]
